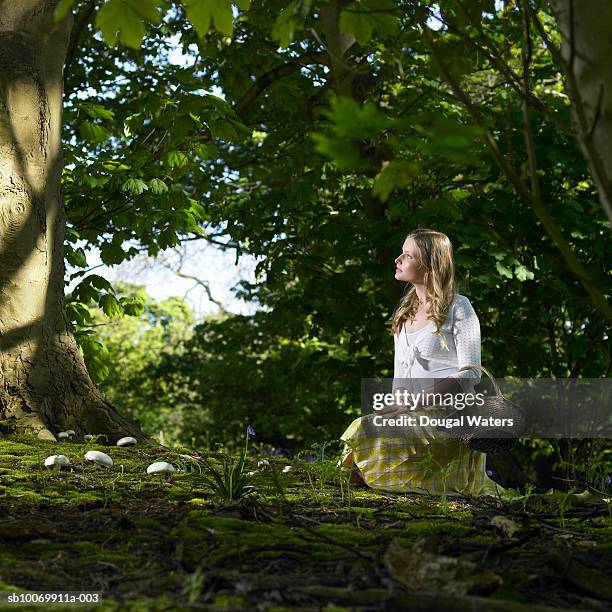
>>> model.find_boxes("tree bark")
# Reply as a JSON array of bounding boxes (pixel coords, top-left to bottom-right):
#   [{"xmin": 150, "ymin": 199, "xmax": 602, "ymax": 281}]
[
  {"xmin": 547, "ymin": 0, "xmax": 612, "ymax": 228},
  {"xmin": 0, "ymin": 0, "xmax": 151, "ymax": 444}
]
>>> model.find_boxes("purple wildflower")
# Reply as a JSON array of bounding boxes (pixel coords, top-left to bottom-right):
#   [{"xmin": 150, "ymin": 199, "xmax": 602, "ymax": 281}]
[
  {"xmin": 486, "ymin": 470, "xmax": 493, "ymax": 477},
  {"xmin": 605, "ymin": 475, "xmax": 612, "ymax": 486},
  {"xmin": 247, "ymin": 425, "xmax": 256, "ymax": 439}
]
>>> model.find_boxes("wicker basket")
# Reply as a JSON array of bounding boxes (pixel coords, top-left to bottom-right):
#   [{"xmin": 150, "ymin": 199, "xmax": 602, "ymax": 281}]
[{"xmin": 451, "ymin": 364, "xmax": 527, "ymax": 454}]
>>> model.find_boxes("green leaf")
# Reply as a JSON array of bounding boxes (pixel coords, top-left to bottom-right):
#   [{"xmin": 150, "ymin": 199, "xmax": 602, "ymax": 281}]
[
  {"xmin": 208, "ymin": 120, "xmax": 238, "ymax": 141},
  {"xmin": 210, "ymin": 0, "xmax": 234, "ymax": 35},
  {"xmin": 79, "ymin": 121, "xmax": 111, "ymax": 143},
  {"xmin": 65, "ymin": 227, "xmax": 80, "ymax": 243},
  {"xmin": 100, "ymin": 293, "xmax": 124, "ymax": 318},
  {"xmin": 271, "ymin": 1, "xmax": 300, "ymax": 47},
  {"xmin": 81, "ymin": 102, "xmax": 115, "ymax": 121},
  {"xmin": 372, "ymin": 160, "xmax": 419, "ymax": 201},
  {"xmin": 188, "ymin": 112, "xmax": 203, "ymax": 127},
  {"xmin": 271, "ymin": 0, "xmax": 311, "ymax": 47},
  {"xmin": 194, "ymin": 143, "xmax": 218, "ymax": 160},
  {"xmin": 120, "ymin": 297, "xmax": 145, "ymax": 316},
  {"xmin": 71, "ymin": 280, "xmax": 100, "ymax": 305},
  {"xmin": 495, "ymin": 261, "xmax": 513, "ymax": 279},
  {"xmin": 190, "ymin": 200, "xmax": 208, "ymax": 221},
  {"xmin": 415, "ymin": 116, "xmax": 485, "ymax": 164},
  {"xmin": 66, "ymin": 302, "xmax": 93, "ymax": 326},
  {"xmin": 515, "ymin": 264, "xmax": 535, "ymax": 282},
  {"xmin": 149, "ymin": 178, "xmax": 169, "ymax": 194},
  {"xmin": 89, "ymin": 275, "xmax": 113, "ymax": 291},
  {"xmin": 65, "ymin": 246, "xmax": 88, "ymax": 269},
  {"xmin": 100, "ymin": 241, "xmax": 126, "ymax": 265},
  {"xmin": 165, "ymin": 150, "xmax": 189, "ymax": 168},
  {"xmin": 122, "ymin": 178, "xmax": 149, "ymax": 195},
  {"xmin": 325, "ymin": 96, "xmax": 392, "ymax": 140},
  {"xmin": 339, "ymin": 0, "xmax": 400, "ymax": 46},
  {"xmin": 311, "ymin": 133, "xmax": 369, "ymax": 171},
  {"xmin": 96, "ymin": 0, "xmax": 164, "ymax": 49},
  {"xmin": 183, "ymin": 0, "xmax": 234, "ymax": 38}
]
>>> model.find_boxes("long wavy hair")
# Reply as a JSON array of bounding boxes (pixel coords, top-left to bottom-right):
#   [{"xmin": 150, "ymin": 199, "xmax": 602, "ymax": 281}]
[{"xmin": 388, "ymin": 228, "xmax": 456, "ymax": 337}]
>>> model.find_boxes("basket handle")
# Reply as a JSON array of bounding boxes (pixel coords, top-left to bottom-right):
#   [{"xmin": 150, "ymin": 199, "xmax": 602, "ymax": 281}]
[{"xmin": 458, "ymin": 363, "xmax": 503, "ymax": 397}]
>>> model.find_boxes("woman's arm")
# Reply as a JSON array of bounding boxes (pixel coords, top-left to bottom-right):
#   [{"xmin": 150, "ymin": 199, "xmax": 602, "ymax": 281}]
[{"xmin": 447, "ymin": 296, "xmax": 482, "ymax": 392}]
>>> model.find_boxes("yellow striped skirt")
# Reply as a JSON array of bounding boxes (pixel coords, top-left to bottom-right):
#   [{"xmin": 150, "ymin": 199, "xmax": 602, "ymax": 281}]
[{"xmin": 338, "ymin": 407, "xmax": 507, "ymax": 497}]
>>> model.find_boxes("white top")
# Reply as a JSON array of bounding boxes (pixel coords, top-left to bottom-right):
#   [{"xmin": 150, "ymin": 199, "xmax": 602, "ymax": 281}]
[{"xmin": 392, "ymin": 294, "xmax": 482, "ymax": 394}]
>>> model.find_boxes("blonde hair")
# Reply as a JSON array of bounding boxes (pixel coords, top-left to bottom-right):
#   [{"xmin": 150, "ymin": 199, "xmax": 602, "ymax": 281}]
[{"xmin": 388, "ymin": 228, "xmax": 456, "ymax": 337}]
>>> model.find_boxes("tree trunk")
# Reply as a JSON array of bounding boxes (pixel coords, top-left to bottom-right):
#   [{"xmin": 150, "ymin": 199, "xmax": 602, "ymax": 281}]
[
  {"xmin": 0, "ymin": 0, "xmax": 151, "ymax": 444},
  {"xmin": 547, "ymin": 0, "xmax": 612, "ymax": 228}
]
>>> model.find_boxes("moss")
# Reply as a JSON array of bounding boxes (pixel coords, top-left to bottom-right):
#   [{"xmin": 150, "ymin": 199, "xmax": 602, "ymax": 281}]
[
  {"xmin": 311, "ymin": 524, "xmax": 378, "ymax": 545},
  {"xmin": 211, "ymin": 594, "xmax": 248, "ymax": 608},
  {"xmin": 339, "ymin": 506, "xmax": 376, "ymax": 517},
  {"xmin": 131, "ymin": 517, "xmax": 161, "ymax": 529},
  {"xmin": 400, "ymin": 520, "xmax": 479, "ymax": 537},
  {"xmin": 0, "ymin": 433, "xmax": 607, "ymax": 610}
]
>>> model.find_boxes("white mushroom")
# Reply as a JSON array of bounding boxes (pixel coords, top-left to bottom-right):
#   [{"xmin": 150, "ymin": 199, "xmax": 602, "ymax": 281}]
[
  {"xmin": 282, "ymin": 465, "xmax": 292, "ymax": 473},
  {"xmin": 44, "ymin": 455, "xmax": 71, "ymax": 470},
  {"xmin": 257, "ymin": 459, "xmax": 270, "ymax": 468},
  {"xmin": 116, "ymin": 436, "xmax": 137, "ymax": 447},
  {"xmin": 57, "ymin": 431, "xmax": 70, "ymax": 440},
  {"xmin": 84, "ymin": 434, "xmax": 93, "ymax": 442},
  {"xmin": 84, "ymin": 450, "xmax": 113, "ymax": 469},
  {"xmin": 146, "ymin": 461, "xmax": 176, "ymax": 476},
  {"xmin": 65, "ymin": 429, "xmax": 76, "ymax": 437}
]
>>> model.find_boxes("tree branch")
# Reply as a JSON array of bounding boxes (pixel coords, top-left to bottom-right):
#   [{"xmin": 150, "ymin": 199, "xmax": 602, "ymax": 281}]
[
  {"xmin": 519, "ymin": 0, "xmax": 542, "ymax": 204},
  {"xmin": 234, "ymin": 51, "xmax": 329, "ymax": 116},
  {"xmin": 157, "ymin": 254, "xmax": 229, "ymax": 315},
  {"xmin": 418, "ymin": 10, "xmax": 612, "ymax": 322},
  {"xmin": 63, "ymin": 0, "xmax": 98, "ymax": 94},
  {"xmin": 432, "ymin": 2, "xmax": 573, "ymax": 138}
]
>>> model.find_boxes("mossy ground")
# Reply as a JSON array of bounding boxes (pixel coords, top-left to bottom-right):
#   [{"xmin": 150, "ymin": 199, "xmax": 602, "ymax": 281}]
[{"xmin": 0, "ymin": 434, "xmax": 610, "ymax": 611}]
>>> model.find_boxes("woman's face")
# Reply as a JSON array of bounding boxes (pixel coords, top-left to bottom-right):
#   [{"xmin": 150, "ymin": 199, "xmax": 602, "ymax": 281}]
[{"xmin": 394, "ymin": 236, "xmax": 425, "ymax": 283}]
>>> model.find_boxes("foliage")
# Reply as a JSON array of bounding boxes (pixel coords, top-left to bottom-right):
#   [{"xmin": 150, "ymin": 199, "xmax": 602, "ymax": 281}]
[
  {"xmin": 194, "ymin": 427, "xmax": 256, "ymax": 501},
  {"xmin": 139, "ymin": 311, "xmax": 362, "ymax": 450},
  {"xmin": 57, "ymin": 0, "xmax": 610, "ymax": 488},
  {"xmin": 85, "ymin": 282, "xmax": 196, "ymax": 438}
]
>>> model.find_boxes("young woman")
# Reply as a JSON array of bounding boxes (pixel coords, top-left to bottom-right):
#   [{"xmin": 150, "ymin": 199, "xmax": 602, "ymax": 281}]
[{"xmin": 338, "ymin": 228, "xmax": 503, "ymax": 496}]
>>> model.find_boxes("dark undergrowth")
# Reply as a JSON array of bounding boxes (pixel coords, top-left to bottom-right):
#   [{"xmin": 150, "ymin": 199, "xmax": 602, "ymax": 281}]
[{"xmin": 0, "ymin": 434, "xmax": 611, "ymax": 611}]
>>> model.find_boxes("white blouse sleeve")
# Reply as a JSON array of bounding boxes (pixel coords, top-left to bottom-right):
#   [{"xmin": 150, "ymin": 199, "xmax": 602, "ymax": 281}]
[
  {"xmin": 392, "ymin": 332, "xmax": 403, "ymax": 393},
  {"xmin": 448, "ymin": 296, "xmax": 482, "ymax": 392}
]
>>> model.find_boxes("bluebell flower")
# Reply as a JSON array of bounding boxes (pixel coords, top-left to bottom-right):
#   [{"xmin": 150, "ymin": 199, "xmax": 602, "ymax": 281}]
[
  {"xmin": 303, "ymin": 452, "xmax": 315, "ymax": 463},
  {"xmin": 605, "ymin": 475, "xmax": 611, "ymax": 486},
  {"xmin": 486, "ymin": 470, "xmax": 493, "ymax": 477},
  {"xmin": 247, "ymin": 425, "xmax": 256, "ymax": 439}
]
